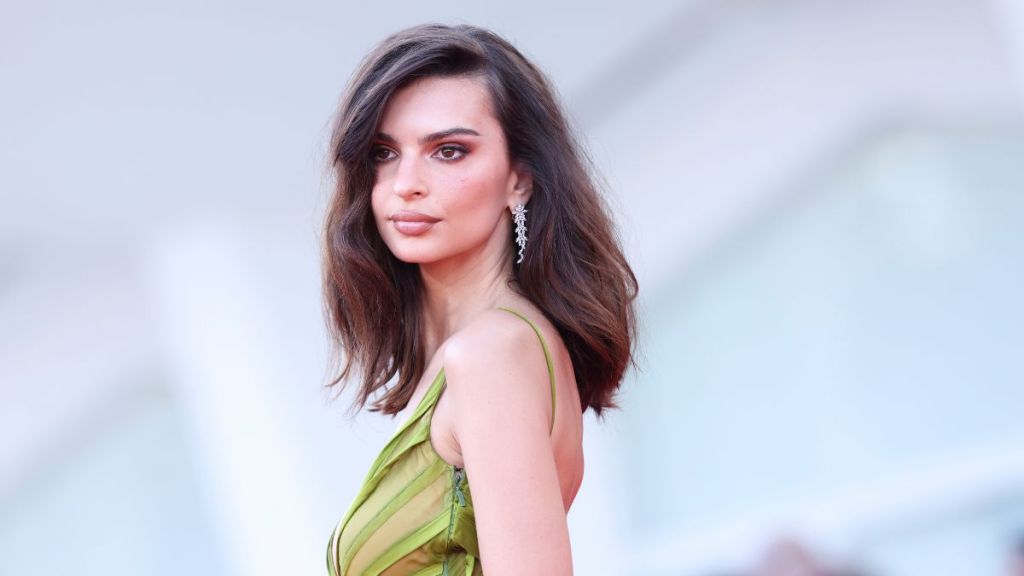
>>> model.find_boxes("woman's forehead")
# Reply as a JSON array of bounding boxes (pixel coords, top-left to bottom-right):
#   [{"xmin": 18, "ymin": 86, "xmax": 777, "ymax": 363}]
[{"xmin": 377, "ymin": 76, "xmax": 499, "ymax": 138}]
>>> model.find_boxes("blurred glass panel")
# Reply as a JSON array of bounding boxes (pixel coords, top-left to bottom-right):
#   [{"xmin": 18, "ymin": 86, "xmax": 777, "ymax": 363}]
[
  {"xmin": 627, "ymin": 127, "xmax": 1024, "ymax": 574},
  {"xmin": 0, "ymin": 385, "xmax": 224, "ymax": 576}
]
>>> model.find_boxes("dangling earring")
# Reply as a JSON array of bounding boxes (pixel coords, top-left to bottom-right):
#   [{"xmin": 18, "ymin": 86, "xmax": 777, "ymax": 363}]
[{"xmin": 512, "ymin": 202, "xmax": 528, "ymax": 264}]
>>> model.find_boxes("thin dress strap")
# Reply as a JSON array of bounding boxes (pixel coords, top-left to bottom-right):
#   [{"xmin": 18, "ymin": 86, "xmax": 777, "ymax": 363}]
[{"xmin": 495, "ymin": 306, "xmax": 557, "ymax": 434}]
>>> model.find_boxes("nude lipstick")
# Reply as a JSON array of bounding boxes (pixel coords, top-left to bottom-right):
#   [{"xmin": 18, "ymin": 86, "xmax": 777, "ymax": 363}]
[{"xmin": 390, "ymin": 210, "xmax": 440, "ymax": 236}]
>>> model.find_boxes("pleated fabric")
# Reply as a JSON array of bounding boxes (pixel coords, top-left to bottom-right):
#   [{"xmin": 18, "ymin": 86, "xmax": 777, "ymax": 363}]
[{"xmin": 327, "ymin": 307, "xmax": 557, "ymax": 576}]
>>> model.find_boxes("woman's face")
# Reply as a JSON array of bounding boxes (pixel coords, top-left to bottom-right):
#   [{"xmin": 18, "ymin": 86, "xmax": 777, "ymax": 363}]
[{"xmin": 370, "ymin": 75, "xmax": 531, "ymax": 267}]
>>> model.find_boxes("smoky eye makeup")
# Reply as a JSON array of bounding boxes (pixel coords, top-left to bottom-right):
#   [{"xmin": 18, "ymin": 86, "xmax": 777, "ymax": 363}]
[
  {"xmin": 370, "ymin": 145, "xmax": 396, "ymax": 163},
  {"xmin": 433, "ymin": 144, "xmax": 468, "ymax": 161}
]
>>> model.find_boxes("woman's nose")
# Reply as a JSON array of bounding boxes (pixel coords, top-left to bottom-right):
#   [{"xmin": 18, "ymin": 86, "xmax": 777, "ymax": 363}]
[{"xmin": 391, "ymin": 155, "xmax": 427, "ymax": 199}]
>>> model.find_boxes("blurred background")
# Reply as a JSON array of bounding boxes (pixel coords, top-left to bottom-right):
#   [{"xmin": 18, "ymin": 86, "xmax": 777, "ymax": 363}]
[{"xmin": 3, "ymin": 0, "xmax": 1024, "ymax": 574}]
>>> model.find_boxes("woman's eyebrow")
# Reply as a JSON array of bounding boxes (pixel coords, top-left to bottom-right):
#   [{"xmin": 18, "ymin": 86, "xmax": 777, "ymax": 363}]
[{"xmin": 375, "ymin": 127, "xmax": 481, "ymax": 145}]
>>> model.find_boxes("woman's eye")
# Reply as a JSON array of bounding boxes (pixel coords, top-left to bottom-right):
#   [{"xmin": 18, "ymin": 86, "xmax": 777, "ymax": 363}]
[
  {"xmin": 435, "ymin": 145, "xmax": 466, "ymax": 161},
  {"xmin": 371, "ymin": 147, "xmax": 396, "ymax": 163}
]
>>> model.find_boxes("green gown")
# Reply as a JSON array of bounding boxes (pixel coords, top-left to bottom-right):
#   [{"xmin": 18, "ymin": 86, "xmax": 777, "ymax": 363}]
[{"xmin": 326, "ymin": 307, "xmax": 558, "ymax": 576}]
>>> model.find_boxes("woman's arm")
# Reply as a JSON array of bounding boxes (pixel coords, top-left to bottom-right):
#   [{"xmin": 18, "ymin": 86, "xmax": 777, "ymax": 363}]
[{"xmin": 443, "ymin": 310, "xmax": 573, "ymax": 575}]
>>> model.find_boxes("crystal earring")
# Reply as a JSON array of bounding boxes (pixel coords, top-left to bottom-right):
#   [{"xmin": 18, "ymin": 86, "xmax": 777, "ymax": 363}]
[{"xmin": 512, "ymin": 203, "xmax": 528, "ymax": 264}]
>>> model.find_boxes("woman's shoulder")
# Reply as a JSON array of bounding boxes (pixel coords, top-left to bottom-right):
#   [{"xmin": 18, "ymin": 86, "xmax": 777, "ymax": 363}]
[
  {"xmin": 444, "ymin": 301, "xmax": 564, "ymax": 363},
  {"xmin": 441, "ymin": 305, "xmax": 558, "ymax": 420},
  {"xmin": 444, "ymin": 305, "xmax": 565, "ymax": 444},
  {"xmin": 443, "ymin": 306, "xmax": 549, "ymax": 365}
]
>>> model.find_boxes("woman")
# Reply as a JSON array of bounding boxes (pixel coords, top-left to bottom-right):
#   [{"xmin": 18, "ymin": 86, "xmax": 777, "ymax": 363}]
[{"xmin": 323, "ymin": 23, "xmax": 637, "ymax": 576}]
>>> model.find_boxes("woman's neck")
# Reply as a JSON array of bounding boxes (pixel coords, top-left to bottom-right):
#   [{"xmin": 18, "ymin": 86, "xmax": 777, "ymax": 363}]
[{"xmin": 418, "ymin": 247, "xmax": 515, "ymax": 354}]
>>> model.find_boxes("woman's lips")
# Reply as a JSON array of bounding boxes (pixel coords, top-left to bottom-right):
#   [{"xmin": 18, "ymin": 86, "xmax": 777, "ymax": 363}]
[
  {"xmin": 390, "ymin": 211, "xmax": 439, "ymax": 236},
  {"xmin": 392, "ymin": 220, "xmax": 436, "ymax": 235}
]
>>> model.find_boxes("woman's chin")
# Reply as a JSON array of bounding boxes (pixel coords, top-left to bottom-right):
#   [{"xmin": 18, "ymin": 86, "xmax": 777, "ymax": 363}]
[{"xmin": 388, "ymin": 249, "xmax": 442, "ymax": 265}]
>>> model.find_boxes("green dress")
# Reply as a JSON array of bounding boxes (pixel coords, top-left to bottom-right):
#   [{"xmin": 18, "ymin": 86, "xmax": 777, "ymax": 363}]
[{"xmin": 326, "ymin": 307, "xmax": 558, "ymax": 576}]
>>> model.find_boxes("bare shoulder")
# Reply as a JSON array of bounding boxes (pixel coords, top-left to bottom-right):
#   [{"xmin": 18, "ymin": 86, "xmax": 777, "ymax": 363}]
[
  {"xmin": 442, "ymin": 308, "xmax": 555, "ymax": 439},
  {"xmin": 445, "ymin": 308, "xmax": 546, "ymax": 357}
]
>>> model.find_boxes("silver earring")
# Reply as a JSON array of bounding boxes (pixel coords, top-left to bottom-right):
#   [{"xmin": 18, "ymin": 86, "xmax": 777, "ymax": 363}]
[{"xmin": 513, "ymin": 203, "xmax": 528, "ymax": 264}]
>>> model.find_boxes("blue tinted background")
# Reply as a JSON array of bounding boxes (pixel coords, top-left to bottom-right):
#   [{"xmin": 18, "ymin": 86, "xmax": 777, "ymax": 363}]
[{"xmin": 2, "ymin": 1, "xmax": 1024, "ymax": 574}]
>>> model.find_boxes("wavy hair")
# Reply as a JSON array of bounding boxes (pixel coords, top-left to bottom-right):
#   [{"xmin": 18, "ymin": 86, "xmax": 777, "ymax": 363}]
[{"xmin": 323, "ymin": 23, "xmax": 638, "ymax": 418}]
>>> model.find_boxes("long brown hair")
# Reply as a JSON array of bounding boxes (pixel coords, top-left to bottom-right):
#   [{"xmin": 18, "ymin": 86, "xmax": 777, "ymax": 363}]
[{"xmin": 323, "ymin": 23, "xmax": 638, "ymax": 419}]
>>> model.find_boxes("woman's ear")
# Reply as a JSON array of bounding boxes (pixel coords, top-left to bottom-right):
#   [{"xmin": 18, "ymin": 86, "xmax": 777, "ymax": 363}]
[{"xmin": 508, "ymin": 162, "xmax": 534, "ymax": 207}]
